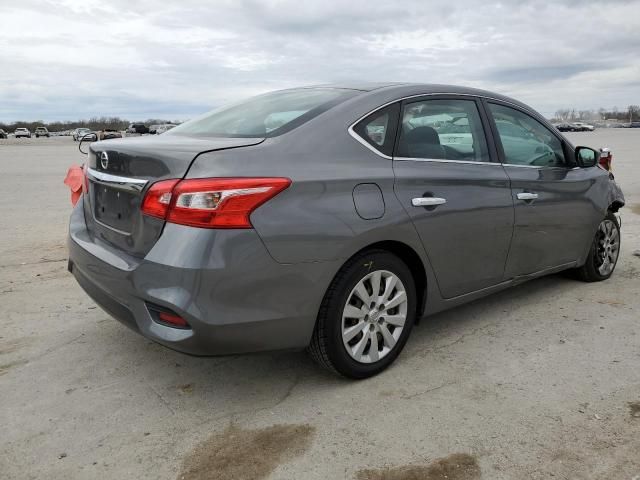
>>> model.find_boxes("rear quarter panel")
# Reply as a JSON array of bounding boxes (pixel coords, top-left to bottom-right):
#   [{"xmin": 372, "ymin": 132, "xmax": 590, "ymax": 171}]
[{"xmin": 187, "ymin": 96, "xmax": 428, "ymax": 267}]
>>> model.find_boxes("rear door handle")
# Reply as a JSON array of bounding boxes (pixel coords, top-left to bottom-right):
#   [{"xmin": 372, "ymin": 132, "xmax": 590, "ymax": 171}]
[
  {"xmin": 516, "ymin": 192, "xmax": 538, "ymax": 201},
  {"xmin": 411, "ymin": 197, "xmax": 447, "ymax": 207}
]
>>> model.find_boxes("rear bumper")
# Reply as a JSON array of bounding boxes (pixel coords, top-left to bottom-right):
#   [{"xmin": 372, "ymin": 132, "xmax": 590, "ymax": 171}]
[{"xmin": 68, "ymin": 198, "xmax": 338, "ymax": 356}]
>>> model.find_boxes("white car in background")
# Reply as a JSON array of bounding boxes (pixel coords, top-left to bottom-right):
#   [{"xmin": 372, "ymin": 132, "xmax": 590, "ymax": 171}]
[
  {"xmin": 152, "ymin": 124, "xmax": 177, "ymax": 135},
  {"xmin": 15, "ymin": 128, "xmax": 31, "ymax": 138},
  {"xmin": 572, "ymin": 122, "xmax": 595, "ymax": 132},
  {"xmin": 73, "ymin": 128, "xmax": 93, "ymax": 141}
]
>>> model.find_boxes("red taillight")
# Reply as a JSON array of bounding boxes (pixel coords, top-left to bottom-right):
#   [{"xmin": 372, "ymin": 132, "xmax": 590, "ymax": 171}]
[
  {"xmin": 599, "ymin": 149, "xmax": 613, "ymax": 171},
  {"xmin": 141, "ymin": 179, "xmax": 180, "ymax": 219},
  {"xmin": 141, "ymin": 177, "xmax": 291, "ymax": 228}
]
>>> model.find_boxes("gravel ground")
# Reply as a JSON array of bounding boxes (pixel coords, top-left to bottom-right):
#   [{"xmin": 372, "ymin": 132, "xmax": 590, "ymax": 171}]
[{"xmin": 1, "ymin": 131, "xmax": 639, "ymax": 480}]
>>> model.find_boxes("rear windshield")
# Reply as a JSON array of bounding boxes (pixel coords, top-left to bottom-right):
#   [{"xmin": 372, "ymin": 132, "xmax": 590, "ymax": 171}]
[{"xmin": 168, "ymin": 88, "xmax": 358, "ymax": 138}]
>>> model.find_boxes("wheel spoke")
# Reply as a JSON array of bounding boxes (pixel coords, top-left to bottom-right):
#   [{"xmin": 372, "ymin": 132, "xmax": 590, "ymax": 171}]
[
  {"xmin": 368, "ymin": 331, "xmax": 379, "ymax": 362},
  {"xmin": 344, "ymin": 304, "xmax": 367, "ymax": 319},
  {"xmin": 352, "ymin": 331, "xmax": 369, "ymax": 360},
  {"xmin": 385, "ymin": 315, "xmax": 406, "ymax": 327},
  {"xmin": 381, "ymin": 275, "xmax": 398, "ymax": 303},
  {"xmin": 385, "ymin": 291, "xmax": 406, "ymax": 310},
  {"xmin": 343, "ymin": 321, "xmax": 367, "ymax": 342},
  {"xmin": 379, "ymin": 324, "xmax": 396, "ymax": 348},
  {"xmin": 370, "ymin": 271, "xmax": 382, "ymax": 301},
  {"xmin": 599, "ymin": 223, "xmax": 607, "ymax": 235},
  {"xmin": 353, "ymin": 282, "xmax": 371, "ymax": 305}
]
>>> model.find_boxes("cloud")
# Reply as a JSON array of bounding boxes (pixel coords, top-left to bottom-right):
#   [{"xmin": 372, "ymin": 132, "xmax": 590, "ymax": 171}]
[{"xmin": 1, "ymin": 0, "xmax": 639, "ymax": 121}]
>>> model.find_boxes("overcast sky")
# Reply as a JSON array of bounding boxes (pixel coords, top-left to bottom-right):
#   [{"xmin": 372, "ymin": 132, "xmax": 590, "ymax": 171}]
[{"xmin": 1, "ymin": 0, "xmax": 639, "ymax": 122}]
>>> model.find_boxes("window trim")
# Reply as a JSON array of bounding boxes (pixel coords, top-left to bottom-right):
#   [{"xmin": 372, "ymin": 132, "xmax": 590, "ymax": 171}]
[
  {"xmin": 350, "ymin": 103, "xmax": 400, "ymax": 158},
  {"xmin": 348, "ymin": 92, "xmax": 534, "ymax": 164},
  {"xmin": 481, "ymin": 98, "xmax": 573, "ymax": 170},
  {"xmin": 395, "ymin": 95, "xmax": 499, "ymax": 164}
]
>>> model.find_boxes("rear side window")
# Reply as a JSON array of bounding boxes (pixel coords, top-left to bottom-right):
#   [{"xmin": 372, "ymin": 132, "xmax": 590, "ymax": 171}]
[
  {"xmin": 168, "ymin": 88, "xmax": 358, "ymax": 138},
  {"xmin": 352, "ymin": 103, "xmax": 400, "ymax": 157},
  {"xmin": 488, "ymin": 103, "xmax": 566, "ymax": 167},
  {"xmin": 396, "ymin": 99, "xmax": 491, "ymax": 162}
]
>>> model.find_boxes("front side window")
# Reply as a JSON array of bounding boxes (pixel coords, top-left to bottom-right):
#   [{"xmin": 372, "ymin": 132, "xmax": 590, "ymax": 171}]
[
  {"xmin": 488, "ymin": 103, "xmax": 566, "ymax": 167},
  {"xmin": 396, "ymin": 99, "xmax": 491, "ymax": 162},
  {"xmin": 352, "ymin": 103, "xmax": 400, "ymax": 157},
  {"xmin": 168, "ymin": 88, "xmax": 358, "ymax": 138}
]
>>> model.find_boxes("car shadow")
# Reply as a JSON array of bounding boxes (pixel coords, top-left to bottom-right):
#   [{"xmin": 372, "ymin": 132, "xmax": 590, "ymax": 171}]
[{"xmin": 86, "ymin": 272, "xmax": 583, "ymax": 423}]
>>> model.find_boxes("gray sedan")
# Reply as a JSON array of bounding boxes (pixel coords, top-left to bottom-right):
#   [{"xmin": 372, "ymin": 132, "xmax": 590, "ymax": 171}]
[{"xmin": 67, "ymin": 83, "xmax": 625, "ymax": 378}]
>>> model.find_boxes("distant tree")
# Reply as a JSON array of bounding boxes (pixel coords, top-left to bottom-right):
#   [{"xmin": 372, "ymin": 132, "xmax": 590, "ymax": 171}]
[{"xmin": 629, "ymin": 105, "xmax": 640, "ymax": 122}]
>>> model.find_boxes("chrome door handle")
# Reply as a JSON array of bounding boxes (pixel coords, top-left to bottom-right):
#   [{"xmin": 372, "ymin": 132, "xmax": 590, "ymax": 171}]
[
  {"xmin": 412, "ymin": 197, "xmax": 447, "ymax": 207},
  {"xmin": 516, "ymin": 192, "xmax": 538, "ymax": 201}
]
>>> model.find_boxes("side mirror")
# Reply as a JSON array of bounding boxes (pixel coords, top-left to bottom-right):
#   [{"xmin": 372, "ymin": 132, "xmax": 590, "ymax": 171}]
[{"xmin": 575, "ymin": 146, "xmax": 598, "ymax": 168}]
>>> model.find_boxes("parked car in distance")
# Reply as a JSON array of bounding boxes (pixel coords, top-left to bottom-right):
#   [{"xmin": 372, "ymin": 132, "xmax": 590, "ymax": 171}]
[
  {"xmin": 35, "ymin": 127, "xmax": 50, "ymax": 138},
  {"xmin": 97, "ymin": 129, "xmax": 123, "ymax": 140},
  {"xmin": 14, "ymin": 128, "xmax": 31, "ymax": 138},
  {"xmin": 0, "ymin": 129, "xmax": 7, "ymax": 139},
  {"xmin": 127, "ymin": 123, "xmax": 150, "ymax": 135},
  {"xmin": 68, "ymin": 84, "xmax": 625, "ymax": 378},
  {"xmin": 630, "ymin": 122, "xmax": 640, "ymax": 128},
  {"xmin": 73, "ymin": 128, "xmax": 93, "ymax": 141},
  {"xmin": 151, "ymin": 124, "xmax": 177, "ymax": 135},
  {"xmin": 553, "ymin": 122, "xmax": 577, "ymax": 132},
  {"xmin": 572, "ymin": 122, "xmax": 595, "ymax": 131}
]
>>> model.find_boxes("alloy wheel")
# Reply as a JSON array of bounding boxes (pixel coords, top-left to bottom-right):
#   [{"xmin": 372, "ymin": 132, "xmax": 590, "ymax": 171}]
[
  {"xmin": 595, "ymin": 219, "xmax": 619, "ymax": 276},
  {"xmin": 341, "ymin": 270, "xmax": 408, "ymax": 364}
]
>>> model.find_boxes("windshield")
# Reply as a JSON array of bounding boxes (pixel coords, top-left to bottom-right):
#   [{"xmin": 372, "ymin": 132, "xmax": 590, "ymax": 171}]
[{"xmin": 168, "ymin": 88, "xmax": 358, "ymax": 138}]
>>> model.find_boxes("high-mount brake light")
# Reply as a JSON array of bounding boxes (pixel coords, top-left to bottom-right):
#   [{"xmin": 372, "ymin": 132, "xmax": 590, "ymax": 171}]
[{"xmin": 141, "ymin": 177, "xmax": 291, "ymax": 228}]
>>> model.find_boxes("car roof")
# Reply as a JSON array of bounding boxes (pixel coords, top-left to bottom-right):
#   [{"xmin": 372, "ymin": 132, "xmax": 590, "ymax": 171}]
[{"xmin": 292, "ymin": 83, "xmax": 536, "ymax": 112}]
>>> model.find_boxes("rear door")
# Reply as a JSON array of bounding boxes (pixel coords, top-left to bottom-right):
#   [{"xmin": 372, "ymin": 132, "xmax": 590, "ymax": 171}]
[
  {"xmin": 392, "ymin": 96, "xmax": 514, "ymax": 298},
  {"xmin": 484, "ymin": 101, "xmax": 602, "ymax": 276}
]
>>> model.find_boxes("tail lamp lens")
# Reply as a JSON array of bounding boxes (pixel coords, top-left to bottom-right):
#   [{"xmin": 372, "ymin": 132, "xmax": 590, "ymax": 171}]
[
  {"xmin": 599, "ymin": 153, "xmax": 613, "ymax": 171},
  {"xmin": 141, "ymin": 177, "xmax": 291, "ymax": 228},
  {"xmin": 141, "ymin": 179, "xmax": 180, "ymax": 219}
]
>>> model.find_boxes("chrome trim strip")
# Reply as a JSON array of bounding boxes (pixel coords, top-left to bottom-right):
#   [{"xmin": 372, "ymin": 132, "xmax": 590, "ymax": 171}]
[
  {"xmin": 500, "ymin": 163, "xmax": 543, "ymax": 169},
  {"xmin": 395, "ymin": 156, "xmax": 503, "ymax": 166},
  {"xmin": 347, "ymin": 127, "xmax": 392, "ymax": 159},
  {"xmin": 87, "ymin": 168, "xmax": 148, "ymax": 193},
  {"xmin": 347, "ymin": 92, "xmax": 542, "ymax": 160}
]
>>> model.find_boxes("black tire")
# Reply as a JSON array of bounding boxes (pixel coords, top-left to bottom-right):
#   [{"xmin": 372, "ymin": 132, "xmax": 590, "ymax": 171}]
[
  {"xmin": 573, "ymin": 212, "xmax": 620, "ymax": 282},
  {"xmin": 308, "ymin": 250, "xmax": 417, "ymax": 379}
]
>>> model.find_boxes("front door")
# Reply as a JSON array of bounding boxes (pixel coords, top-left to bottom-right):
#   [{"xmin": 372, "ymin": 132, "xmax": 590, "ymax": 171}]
[
  {"xmin": 392, "ymin": 97, "xmax": 514, "ymax": 299},
  {"xmin": 485, "ymin": 101, "xmax": 602, "ymax": 277}
]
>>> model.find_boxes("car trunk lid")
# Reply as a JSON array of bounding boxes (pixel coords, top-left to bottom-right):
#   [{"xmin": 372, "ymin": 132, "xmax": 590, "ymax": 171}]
[{"xmin": 83, "ymin": 135, "xmax": 264, "ymax": 257}]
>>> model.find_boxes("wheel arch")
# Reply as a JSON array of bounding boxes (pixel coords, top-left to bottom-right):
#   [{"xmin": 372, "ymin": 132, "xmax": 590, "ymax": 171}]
[
  {"xmin": 346, "ymin": 240, "xmax": 428, "ymax": 319},
  {"xmin": 608, "ymin": 200, "xmax": 624, "ymax": 213}
]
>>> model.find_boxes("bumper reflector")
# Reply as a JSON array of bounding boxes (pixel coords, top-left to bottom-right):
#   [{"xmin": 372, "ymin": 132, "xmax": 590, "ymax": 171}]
[{"xmin": 147, "ymin": 303, "xmax": 191, "ymax": 329}]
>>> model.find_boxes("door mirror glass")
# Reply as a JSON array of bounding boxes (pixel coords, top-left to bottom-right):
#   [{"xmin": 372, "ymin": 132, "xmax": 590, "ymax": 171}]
[{"xmin": 575, "ymin": 146, "xmax": 598, "ymax": 168}]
